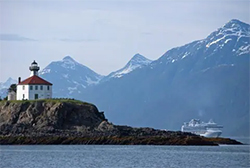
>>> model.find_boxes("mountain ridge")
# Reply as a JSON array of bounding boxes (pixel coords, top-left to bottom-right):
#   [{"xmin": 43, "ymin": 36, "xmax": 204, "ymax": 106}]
[
  {"xmin": 78, "ymin": 19, "xmax": 249, "ymax": 136},
  {"xmin": 101, "ymin": 53, "xmax": 152, "ymax": 82},
  {"xmin": 39, "ymin": 56, "xmax": 103, "ymax": 97}
]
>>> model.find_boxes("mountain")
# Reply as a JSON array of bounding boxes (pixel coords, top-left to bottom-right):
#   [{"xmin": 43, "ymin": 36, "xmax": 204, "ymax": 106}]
[
  {"xmin": 0, "ymin": 78, "xmax": 17, "ymax": 99},
  {"xmin": 39, "ymin": 56, "xmax": 103, "ymax": 98},
  {"xmin": 102, "ymin": 53, "xmax": 152, "ymax": 81},
  {"xmin": 0, "ymin": 77, "xmax": 17, "ymax": 90},
  {"xmin": 79, "ymin": 19, "xmax": 249, "ymax": 137}
]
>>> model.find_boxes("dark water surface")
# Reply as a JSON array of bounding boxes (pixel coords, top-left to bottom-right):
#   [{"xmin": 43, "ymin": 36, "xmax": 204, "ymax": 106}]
[{"xmin": 1, "ymin": 145, "xmax": 249, "ymax": 168}]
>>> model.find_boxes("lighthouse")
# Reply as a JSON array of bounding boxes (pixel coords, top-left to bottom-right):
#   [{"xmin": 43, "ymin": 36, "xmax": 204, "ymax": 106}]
[
  {"xmin": 29, "ymin": 60, "xmax": 40, "ymax": 76},
  {"xmin": 16, "ymin": 61, "xmax": 53, "ymax": 100}
]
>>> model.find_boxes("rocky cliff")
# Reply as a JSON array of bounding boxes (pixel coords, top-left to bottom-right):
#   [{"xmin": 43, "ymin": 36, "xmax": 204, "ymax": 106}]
[
  {"xmin": 0, "ymin": 100, "xmax": 242, "ymax": 145},
  {"xmin": 0, "ymin": 100, "xmax": 106, "ymax": 135}
]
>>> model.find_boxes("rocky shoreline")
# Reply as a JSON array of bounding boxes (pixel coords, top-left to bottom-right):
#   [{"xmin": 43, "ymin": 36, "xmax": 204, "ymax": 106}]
[
  {"xmin": 0, "ymin": 100, "xmax": 242, "ymax": 145},
  {"xmin": 0, "ymin": 135, "xmax": 242, "ymax": 145}
]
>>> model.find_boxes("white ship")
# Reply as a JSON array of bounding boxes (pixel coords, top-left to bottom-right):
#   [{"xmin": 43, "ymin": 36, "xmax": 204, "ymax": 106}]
[{"xmin": 181, "ymin": 119, "xmax": 223, "ymax": 137}]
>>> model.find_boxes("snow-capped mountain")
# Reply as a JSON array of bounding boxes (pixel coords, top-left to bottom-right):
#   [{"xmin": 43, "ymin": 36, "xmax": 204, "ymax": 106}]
[
  {"xmin": 0, "ymin": 78, "xmax": 17, "ymax": 99},
  {"xmin": 39, "ymin": 56, "xmax": 103, "ymax": 97},
  {"xmin": 153, "ymin": 19, "xmax": 249, "ymax": 69},
  {"xmin": 205, "ymin": 19, "xmax": 249, "ymax": 50},
  {"xmin": 102, "ymin": 53, "xmax": 152, "ymax": 81},
  {"xmin": 80, "ymin": 19, "xmax": 249, "ymax": 136}
]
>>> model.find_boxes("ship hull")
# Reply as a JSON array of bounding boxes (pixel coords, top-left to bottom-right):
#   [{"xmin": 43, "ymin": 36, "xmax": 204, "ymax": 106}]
[{"xmin": 200, "ymin": 131, "xmax": 222, "ymax": 138}]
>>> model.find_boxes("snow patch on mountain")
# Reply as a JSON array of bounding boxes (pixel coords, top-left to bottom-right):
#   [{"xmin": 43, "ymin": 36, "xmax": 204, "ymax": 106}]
[
  {"xmin": 112, "ymin": 64, "xmax": 140, "ymax": 78},
  {"xmin": 107, "ymin": 53, "xmax": 152, "ymax": 79},
  {"xmin": 60, "ymin": 56, "xmax": 78, "ymax": 70},
  {"xmin": 206, "ymin": 36, "xmax": 225, "ymax": 48},
  {"xmin": 237, "ymin": 45, "xmax": 250, "ymax": 56},
  {"xmin": 68, "ymin": 86, "xmax": 77, "ymax": 94},
  {"xmin": 39, "ymin": 68, "xmax": 51, "ymax": 75},
  {"xmin": 224, "ymin": 39, "xmax": 232, "ymax": 43},
  {"xmin": 181, "ymin": 52, "xmax": 190, "ymax": 59},
  {"xmin": 205, "ymin": 19, "xmax": 250, "ymax": 49},
  {"xmin": 86, "ymin": 76, "xmax": 101, "ymax": 85},
  {"xmin": 62, "ymin": 74, "xmax": 68, "ymax": 78}
]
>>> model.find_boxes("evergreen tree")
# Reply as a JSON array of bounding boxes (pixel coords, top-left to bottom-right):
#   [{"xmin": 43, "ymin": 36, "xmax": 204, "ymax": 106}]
[{"xmin": 8, "ymin": 84, "xmax": 17, "ymax": 93}]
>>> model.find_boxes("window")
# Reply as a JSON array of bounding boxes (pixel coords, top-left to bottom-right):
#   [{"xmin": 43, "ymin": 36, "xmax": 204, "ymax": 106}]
[
  {"xmin": 40, "ymin": 85, "xmax": 43, "ymax": 90},
  {"xmin": 35, "ymin": 85, "xmax": 38, "ymax": 90},
  {"xmin": 23, "ymin": 94, "xmax": 25, "ymax": 99},
  {"xmin": 47, "ymin": 86, "xmax": 50, "ymax": 90},
  {"xmin": 30, "ymin": 85, "xmax": 33, "ymax": 90},
  {"xmin": 23, "ymin": 86, "xmax": 25, "ymax": 90},
  {"xmin": 34, "ymin": 94, "xmax": 38, "ymax": 99}
]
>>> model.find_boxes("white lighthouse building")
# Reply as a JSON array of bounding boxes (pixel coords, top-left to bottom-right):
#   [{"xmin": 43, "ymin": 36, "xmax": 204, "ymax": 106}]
[{"xmin": 16, "ymin": 61, "xmax": 53, "ymax": 100}]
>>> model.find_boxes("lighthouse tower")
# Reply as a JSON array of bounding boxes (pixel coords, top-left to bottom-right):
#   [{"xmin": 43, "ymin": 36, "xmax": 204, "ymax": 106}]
[{"xmin": 29, "ymin": 60, "xmax": 40, "ymax": 76}]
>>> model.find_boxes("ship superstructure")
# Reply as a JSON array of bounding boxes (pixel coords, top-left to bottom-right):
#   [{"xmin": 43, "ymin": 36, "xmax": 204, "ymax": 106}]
[{"xmin": 181, "ymin": 119, "xmax": 223, "ymax": 137}]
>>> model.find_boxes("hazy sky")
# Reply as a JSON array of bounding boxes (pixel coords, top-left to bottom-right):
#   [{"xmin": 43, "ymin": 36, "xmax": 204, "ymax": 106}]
[{"xmin": 0, "ymin": 0, "xmax": 249, "ymax": 82}]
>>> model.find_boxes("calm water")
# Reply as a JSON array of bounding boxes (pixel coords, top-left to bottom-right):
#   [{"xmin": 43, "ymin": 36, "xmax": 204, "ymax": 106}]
[{"xmin": 0, "ymin": 145, "xmax": 249, "ymax": 168}]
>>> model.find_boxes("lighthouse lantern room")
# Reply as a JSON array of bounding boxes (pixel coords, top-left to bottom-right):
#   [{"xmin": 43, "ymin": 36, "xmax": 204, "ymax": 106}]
[{"xmin": 29, "ymin": 60, "xmax": 40, "ymax": 76}]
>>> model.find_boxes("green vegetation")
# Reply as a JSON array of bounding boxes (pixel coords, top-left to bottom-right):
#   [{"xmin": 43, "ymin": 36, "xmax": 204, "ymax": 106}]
[
  {"xmin": 0, "ymin": 98, "xmax": 93, "ymax": 106},
  {"xmin": 8, "ymin": 84, "xmax": 17, "ymax": 93}
]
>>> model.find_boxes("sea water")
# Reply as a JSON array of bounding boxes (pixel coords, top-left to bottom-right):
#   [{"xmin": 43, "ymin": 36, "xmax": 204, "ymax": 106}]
[{"xmin": 0, "ymin": 145, "xmax": 249, "ymax": 168}]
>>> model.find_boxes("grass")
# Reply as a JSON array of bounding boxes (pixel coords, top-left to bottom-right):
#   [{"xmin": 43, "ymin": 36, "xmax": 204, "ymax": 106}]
[{"xmin": 0, "ymin": 98, "xmax": 92, "ymax": 106}]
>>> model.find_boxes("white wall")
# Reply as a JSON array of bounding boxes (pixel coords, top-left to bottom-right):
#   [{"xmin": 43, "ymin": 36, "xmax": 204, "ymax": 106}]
[
  {"xmin": 28, "ymin": 85, "xmax": 52, "ymax": 99},
  {"xmin": 16, "ymin": 85, "xmax": 52, "ymax": 100},
  {"xmin": 16, "ymin": 85, "xmax": 29, "ymax": 100},
  {"xmin": 8, "ymin": 91, "xmax": 16, "ymax": 100}
]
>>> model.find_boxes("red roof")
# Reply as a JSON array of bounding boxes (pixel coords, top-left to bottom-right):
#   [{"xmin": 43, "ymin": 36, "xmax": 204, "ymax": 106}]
[{"xmin": 18, "ymin": 75, "xmax": 52, "ymax": 85}]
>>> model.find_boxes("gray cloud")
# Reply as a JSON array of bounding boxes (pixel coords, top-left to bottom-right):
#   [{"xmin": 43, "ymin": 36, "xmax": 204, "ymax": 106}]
[
  {"xmin": 0, "ymin": 34, "xmax": 36, "ymax": 41},
  {"xmin": 59, "ymin": 38, "xmax": 98, "ymax": 42}
]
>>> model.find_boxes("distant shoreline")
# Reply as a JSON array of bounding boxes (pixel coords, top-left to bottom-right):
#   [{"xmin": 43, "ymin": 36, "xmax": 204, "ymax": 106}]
[{"xmin": 227, "ymin": 136, "xmax": 250, "ymax": 145}]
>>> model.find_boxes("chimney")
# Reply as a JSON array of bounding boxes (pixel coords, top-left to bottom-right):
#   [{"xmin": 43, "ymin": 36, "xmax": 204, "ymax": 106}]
[{"xmin": 18, "ymin": 77, "xmax": 21, "ymax": 84}]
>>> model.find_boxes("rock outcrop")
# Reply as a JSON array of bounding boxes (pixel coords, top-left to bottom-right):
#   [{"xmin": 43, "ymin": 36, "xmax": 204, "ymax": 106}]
[
  {"xmin": 0, "ymin": 100, "xmax": 242, "ymax": 145},
  {"xmin": 0, "ymin": 100, "xmax": 105, "ymax": 135}
]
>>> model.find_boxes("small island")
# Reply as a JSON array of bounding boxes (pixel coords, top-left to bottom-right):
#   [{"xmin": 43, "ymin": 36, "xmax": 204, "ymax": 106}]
[{"xmin": 0, "ymin": 99, "xmax": 241, "ymax": 145}]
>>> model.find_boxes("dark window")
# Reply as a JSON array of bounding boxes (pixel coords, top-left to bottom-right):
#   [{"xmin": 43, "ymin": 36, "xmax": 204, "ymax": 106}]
[
  {"xmin": 40, "ymin": 85, "xmax": 43, "ymax": 90},
  {"xmin": 23, "ymin": 94, "xmax": 25, "ymax": 99},
  {"xmin": 35, "ymin": 94, "xmax": 38, "ymax": 99},
  {"xmin": 47, "ymin": 86, "xmax": 49, "ymax": 90},
  {"xmin": 35, "ymin": 85, "xmax": 38, "ymax": 90},
  {"xmin": 30, "ymin": 85, "xmax": 33, "ymax": 90},
  {"xmin": 23, "ymin": 86, "xmax": 25, "ymax": 90}
]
